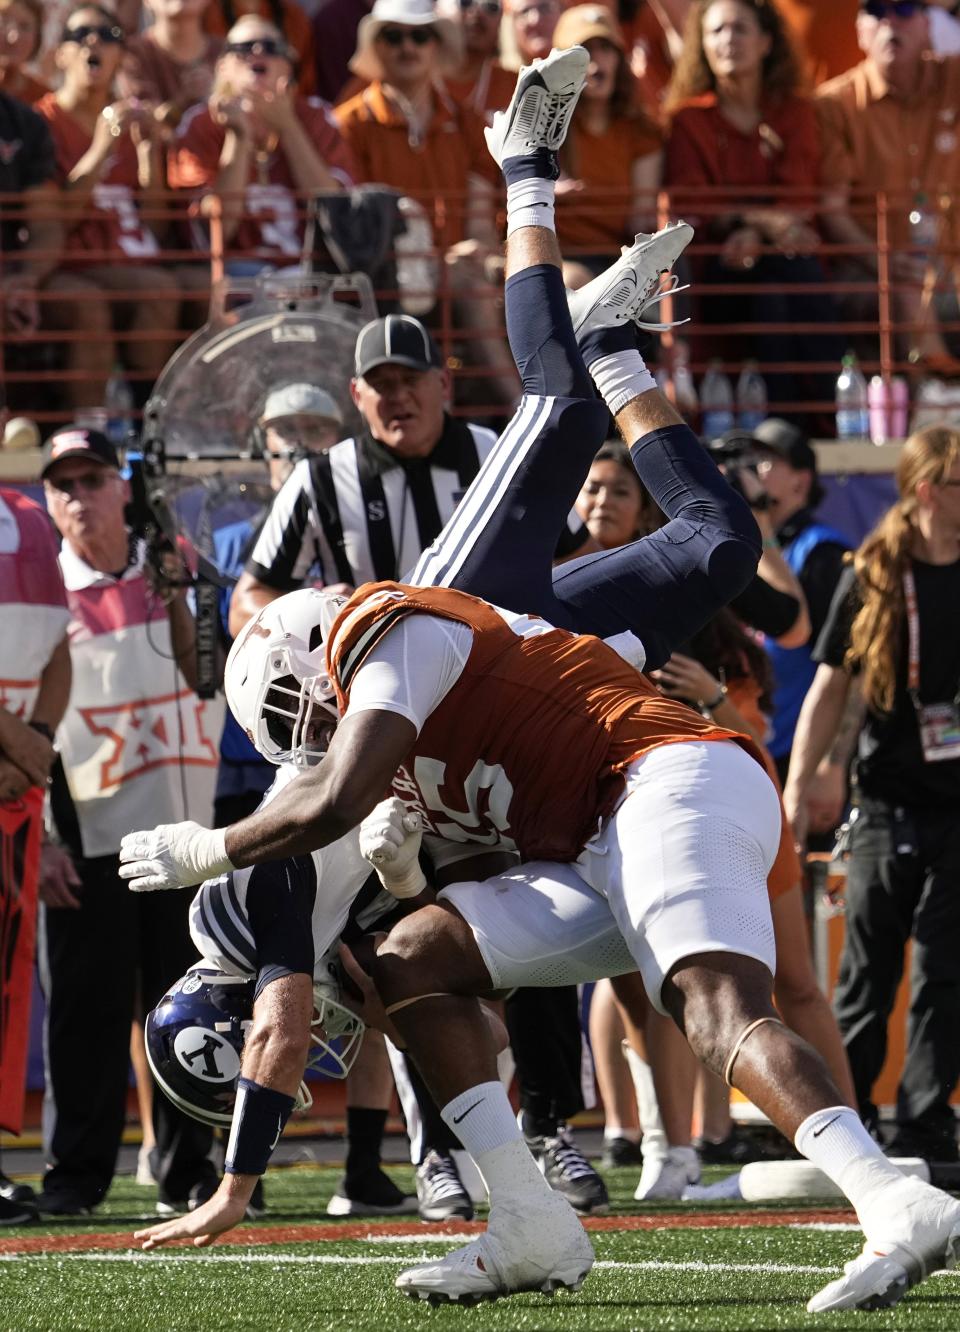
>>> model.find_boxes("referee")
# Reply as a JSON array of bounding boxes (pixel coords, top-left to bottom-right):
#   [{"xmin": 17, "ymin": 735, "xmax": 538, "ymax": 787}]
[{"xmin": 228, "ymin": 312, "xmax": 607, "ymax": 1218}]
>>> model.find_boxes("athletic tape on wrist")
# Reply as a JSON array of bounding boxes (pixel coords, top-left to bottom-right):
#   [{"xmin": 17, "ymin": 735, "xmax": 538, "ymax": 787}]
[{"xmin": 224, "ymin": 1077, "xmax": 296, "ymax": 1176}]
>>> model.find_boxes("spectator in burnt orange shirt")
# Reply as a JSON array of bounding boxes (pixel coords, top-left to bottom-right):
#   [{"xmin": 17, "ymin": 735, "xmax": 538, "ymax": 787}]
[
  {"xmin": 203, "ymin": 0, "xmax": 317, "ymax": 91},
  {"xmin": 816, "ymin": 1, "xmax": 960, "ymax": 373},
  {"xmin": 119, "ymin": 0, "xmax": 221, "ymax": 132},
  {"xmin": 664, "ymin": 0, "xmax": 841, "ymax": 422},
  {"xmin": 337, "ymin": 0, "xmax": 517, "ymax": 408},
  {"xmin": 0, "ymin": 0, "xmax": 48, "ymax": 104},
  {"xmin": 170, "ymin": 14, "xmax": 355, "ymax": 269},
  {"xmin": 438, "ymin": 0, "xmax": 515, "ymax": 121},
  {"xmin": 37, "ymin": 4, "xmax": 181, "ymax": 413},
  {"xmin": 552, "ymin": 5, "xmax": 662, "ymax": 288}
]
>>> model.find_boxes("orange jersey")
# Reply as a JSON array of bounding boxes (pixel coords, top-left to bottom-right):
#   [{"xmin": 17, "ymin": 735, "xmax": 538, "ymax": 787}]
[
  {"xmin": 328, "ymin": 582, "xmax": 764, "ymax": 863},
  {"xmin": 36, "ymin": 94, "xmax": 159, "ymax": 260}
]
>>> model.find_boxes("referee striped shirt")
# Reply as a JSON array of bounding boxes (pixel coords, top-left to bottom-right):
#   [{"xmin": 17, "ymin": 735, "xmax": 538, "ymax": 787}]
[{"xmin": 245, "ymin": 414, "xmax": 586, "ymax": 589}]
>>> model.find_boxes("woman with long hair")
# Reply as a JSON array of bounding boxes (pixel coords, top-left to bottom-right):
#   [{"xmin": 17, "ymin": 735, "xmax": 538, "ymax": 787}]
[
  {"xmin": 663, "ymin": 0, "xmax": 841, "ymax": 424},
  {"xmin": 551, "ymin": 4, "xmax": 662, "ymax": 290},
  {"xmin": 786, "ymin": 425, "xmax": 960, "ymax": 1160}
]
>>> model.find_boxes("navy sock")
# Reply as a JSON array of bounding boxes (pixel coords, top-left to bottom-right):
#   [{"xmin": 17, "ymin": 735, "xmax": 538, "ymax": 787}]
[
  {"xmin": 579, "ymin": 321, "xmax": 653, "ymax": 368},
  {"xmin": 502, "ymin": 148, "xmax": 559, "ymax": 184},
  {"xmin": 505, "ymin": 263, "xmax": 593, "ymax": 399}
]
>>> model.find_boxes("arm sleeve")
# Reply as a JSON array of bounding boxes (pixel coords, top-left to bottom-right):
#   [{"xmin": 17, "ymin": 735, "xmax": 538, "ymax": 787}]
[
  {"xmin": 246, "ymin": 856, "xmax": 317, "ymax": 1000},
  {"xmin": 344, "ymin": 615, "xmax": 473, "ymax": 732},
  {"xmin": 304, "ymin": 99, "xmax": 358, "ymax": 186},
  {"xmin": 731, "ymin": 573, "xmax": 802, "ymax": 639},
  {"xmin": 814, "ymin": 93, "xmax": 854, "ymax": 190},
  {"xmin": 168, "ymin": 107, "xmax": 222, "ymax": 188},
  {"xmin": 813, "ymin": 564, "xmax": 861, "ymax": 669}
]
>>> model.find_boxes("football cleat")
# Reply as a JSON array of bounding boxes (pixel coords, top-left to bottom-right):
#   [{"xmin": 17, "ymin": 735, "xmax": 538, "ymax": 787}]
[
  {"xmin": 567, "ymin": 223, "xmax": 694, "ymax": 336},
  {"xmin": 484, "ymin": 46, "xmax": 589, "ymax": 167},
  {"xmin": 807, "ymin": 1179, "xmax": 960, "ymax": 1313},
  {"xmin": 530, "ymin": 1127, "xmax": 609, "ymax": 1216},
  {"xmin": 396, "ymin": 1193, "xmax": 594, "ymax": 1305},
  {"xmin": 416, "ymin": 1150, "xmax": 474, "ymax": 1223}
]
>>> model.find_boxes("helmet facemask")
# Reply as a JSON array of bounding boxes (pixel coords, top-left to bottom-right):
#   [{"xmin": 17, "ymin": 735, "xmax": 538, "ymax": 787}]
[{"xmin": 294, "ymin": 987, "xmax": 366, "ymax": 1111}]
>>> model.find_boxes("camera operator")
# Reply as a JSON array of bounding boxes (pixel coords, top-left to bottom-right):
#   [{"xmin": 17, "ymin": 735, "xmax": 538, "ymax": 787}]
[
  {"xmin": 745, "ymin": 421, "xmax": 851, "ymax": 837},
  {"xmin": 36, "ymin": 426, "xmax": 223, "ymax": 1217}
]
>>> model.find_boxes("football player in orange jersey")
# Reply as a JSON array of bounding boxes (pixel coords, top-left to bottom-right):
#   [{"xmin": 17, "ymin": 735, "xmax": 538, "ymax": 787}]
[{"xmin": 121, "ymin": 47, "xmax": 960, "ymax": 1317}]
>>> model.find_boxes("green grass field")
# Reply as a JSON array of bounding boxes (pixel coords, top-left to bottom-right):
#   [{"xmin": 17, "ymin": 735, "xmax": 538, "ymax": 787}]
[{"xmin": 3, "ymin": 1165, "xmax": 959, "ymax": 1331}]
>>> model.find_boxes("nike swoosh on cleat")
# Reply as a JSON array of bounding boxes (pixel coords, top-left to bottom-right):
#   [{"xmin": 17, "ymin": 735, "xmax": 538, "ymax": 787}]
[
  {"xmin": 812, "ymin": 1114, "xmax": 842, "ymax": 1138},
  {"xmin": 453, "ymin": 1099, "xmax": 484, "ymax": 1124}
]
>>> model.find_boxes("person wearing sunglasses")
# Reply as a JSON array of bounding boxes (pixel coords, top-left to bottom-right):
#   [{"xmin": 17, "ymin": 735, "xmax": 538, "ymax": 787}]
[
  {"xmin": 170, "ymin": 13, "xmax": 355, "ymax": 269},
  {"xmin": 202, "ymin": 0, "xmax": 318, "ymax": 93},
  {"xmin": 35, "ymin": 4, "xmax": 183, "ymax": 415},
  {"xmin": 34, "ymin": 424, "xmax": 224, "ymax": 1220},
  {"xmin": 437, "ymin": 0, "xmax": 515, "ymax": 123},
  {"xmin": 337, "ymin": 0, "xmax": 519, "ymax": 407},
  {"xmin": 816, "ymin": 0, "xmax": 960, "ymax": 375}
]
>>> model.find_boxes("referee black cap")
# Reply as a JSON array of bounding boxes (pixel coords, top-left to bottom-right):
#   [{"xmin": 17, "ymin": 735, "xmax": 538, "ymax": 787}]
[{"xmin": 354, "ymin": 314, "xmax": 443, "ymax": 380}]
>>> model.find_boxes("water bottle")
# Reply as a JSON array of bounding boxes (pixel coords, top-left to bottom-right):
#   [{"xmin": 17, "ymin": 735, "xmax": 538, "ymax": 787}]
[
  {"xmin": 736, "ymin": 360, "xmax": 767, "ymax": 431},
  {"xmin": 835, "ymin": 352, "xmax": 868, "ymax": 439},
  {"xmin": 104, "ymin": 364, "xmax": 133, "ymax": 447},
  {"xmin": 671, "ymin": 340, "xmax": 699, "ymax": 422},
  {"xmin": 868, "ymin": 374, "xmax": 909, "ymax": 444},
  {"xmin": 701, "ymin": 359, "xmax": 734, "ymax": 439}
]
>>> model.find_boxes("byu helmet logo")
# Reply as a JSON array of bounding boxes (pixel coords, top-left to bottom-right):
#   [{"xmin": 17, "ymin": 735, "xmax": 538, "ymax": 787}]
[{"xmin": 173, "ymin": 1027, "xmax": 241, "ymax": 1083}]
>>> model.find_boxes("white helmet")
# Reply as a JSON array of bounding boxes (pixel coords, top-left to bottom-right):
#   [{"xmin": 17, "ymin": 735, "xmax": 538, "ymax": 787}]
[{"xmin": 225, "ymin": 588, "xmax": 348, "ymax": 767}]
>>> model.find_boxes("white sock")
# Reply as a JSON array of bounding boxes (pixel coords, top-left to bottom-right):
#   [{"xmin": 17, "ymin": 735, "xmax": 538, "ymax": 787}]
[
  {"xmin": 588, "ymin": 349, "xmax": 657, "ymax": 417},
  {"xmin": 604, "ymin": 1126, "xmax": 640, "ymax": 1144},
  {"xmin": 506, "ymin": 176, "xmax": 555, "ymax": 236},
  {"xmin": 442, "ymin": 1081, "xmax": 552, "ymax": 1201},
  {"xmin": 621, "ymin": 1041, "xmax": 664, "ymax": 1137},
  {"xmin": 795, "ymin": 1106, "xmax": 906, "ymax": 1224}
]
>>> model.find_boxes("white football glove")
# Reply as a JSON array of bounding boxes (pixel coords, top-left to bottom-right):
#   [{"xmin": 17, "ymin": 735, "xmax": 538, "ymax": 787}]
[
  {"xmin": 118, "ymin": 821, "xmax": 233, "ymax": 892},
  {"xmin": 358, "ymin": 797, "xmax": 426, "ymax": 900}
]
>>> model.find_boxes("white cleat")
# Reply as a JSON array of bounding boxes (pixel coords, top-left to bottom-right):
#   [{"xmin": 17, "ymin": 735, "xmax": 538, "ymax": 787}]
[
  {"xmin": 395, "ymin": 1194, "xmax": 594, "ymax": 1306},
  {"xmin": 567, "ymin": 223, "xmax": 694, "ymax": 336},
  {"xmin": 634, "ymin": 1145, "xmax": 701, "ymax": 1201},
  {"xmin": 807, "ymin": 1180, "xmax": 960, "ymax": 1313},
  {"xmin": 485, "ymin": 45, "xmax": 589, "ymax": 166}
]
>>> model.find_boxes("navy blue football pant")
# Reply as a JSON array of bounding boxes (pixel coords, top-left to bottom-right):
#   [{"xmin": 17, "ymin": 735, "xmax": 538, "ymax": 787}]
[{"xmin": 409, "ymin": 264, "xmax": 760, "ymax": 671}]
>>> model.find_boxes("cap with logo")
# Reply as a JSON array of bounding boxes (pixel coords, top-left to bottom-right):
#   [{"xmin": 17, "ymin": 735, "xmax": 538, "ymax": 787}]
[
  {"xmin": 354, "ymin": 314, "xmax": 443, "ymax": 380},
  {"xmin": 260, "ymin": 383, "xmax": 344, "ymax": 425},
  {"xmin": 40, "ymin": 427, "xmax": 120, "ymax": 480}
]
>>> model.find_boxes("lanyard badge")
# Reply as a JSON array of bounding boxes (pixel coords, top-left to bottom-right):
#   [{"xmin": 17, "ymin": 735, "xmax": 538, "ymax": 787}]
[{"xmin": 904, "ymin": 567, "xmax": 960, "ymax": 762}]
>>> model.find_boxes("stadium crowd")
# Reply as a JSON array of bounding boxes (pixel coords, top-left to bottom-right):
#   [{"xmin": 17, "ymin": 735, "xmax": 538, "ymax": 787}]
[{"xmin": 0, "ymin": 0, "xmax": 960, "ymax": 1319}]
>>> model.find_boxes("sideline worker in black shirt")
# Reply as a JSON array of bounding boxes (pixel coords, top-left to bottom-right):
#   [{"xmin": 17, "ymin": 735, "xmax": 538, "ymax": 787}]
[{"xmin": 784, "ymin": 424, "xmax": 960, "ymax": 1162}]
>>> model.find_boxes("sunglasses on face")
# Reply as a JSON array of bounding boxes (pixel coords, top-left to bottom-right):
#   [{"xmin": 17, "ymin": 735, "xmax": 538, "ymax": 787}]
[
  {"xmin": 458, "ymin": 0, "xmax": 502, "ymax": 14},
  {"xmin": 862, "ymin": 0, "xmax": 926, "ymax": 18},
  {"xmin": 61, "ymin": 23, "xmax": 124, "ymax": 45},
  {"xmin": 224, "ymin": 38, "xmax": 288, "ymax": 58},
  {"xmin": 378, "ymin": 25, "xmax": 436, "ymax": 46},
  {"xmin": 45, "ymin": 470, "xmax": 113, "ymax": 497}
]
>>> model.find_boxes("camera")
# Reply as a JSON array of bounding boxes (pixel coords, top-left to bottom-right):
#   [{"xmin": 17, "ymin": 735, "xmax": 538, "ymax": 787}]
[{"xmin": 706, "ymin": 430, "xmax": 770, "ymax": 512}]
